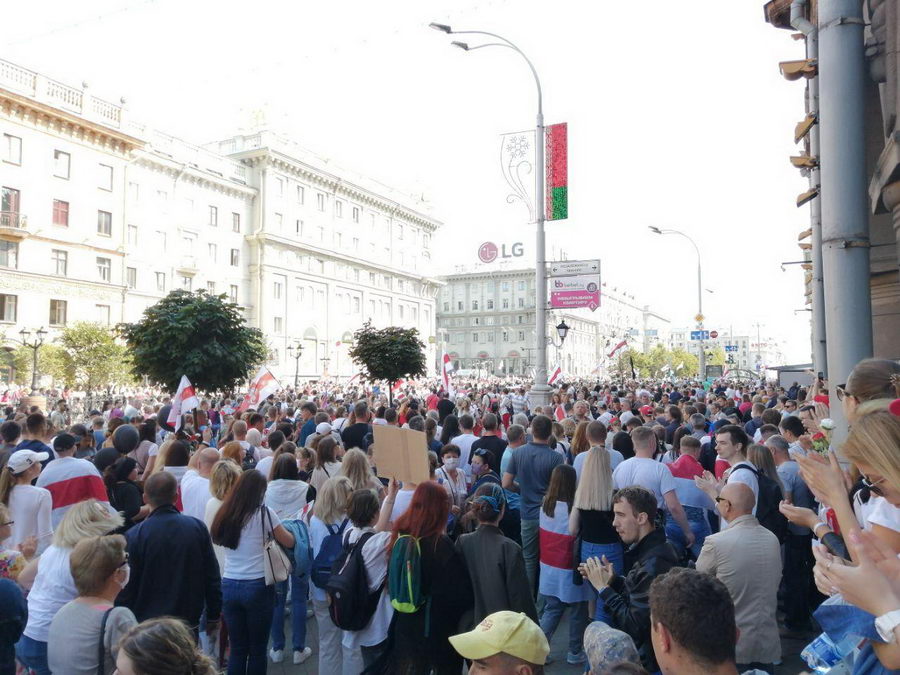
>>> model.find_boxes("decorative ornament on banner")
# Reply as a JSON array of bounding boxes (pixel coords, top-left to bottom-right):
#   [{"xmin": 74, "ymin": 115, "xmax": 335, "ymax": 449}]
[
  {"xmin": 500, "ymin": 130, "xmax": 537, "ymax": 221},
  {"xmin": 545, "ymin": 122, "xmax": 568, "ymax": 221}
]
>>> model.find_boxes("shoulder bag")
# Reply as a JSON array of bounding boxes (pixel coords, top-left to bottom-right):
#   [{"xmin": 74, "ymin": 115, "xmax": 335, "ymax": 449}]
[{"xmin": 262, "ymin": 506, "xmax": 292, "ymax": 585}]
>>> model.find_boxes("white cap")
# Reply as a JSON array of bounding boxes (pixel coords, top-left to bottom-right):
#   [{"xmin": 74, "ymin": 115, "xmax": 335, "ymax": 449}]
[
  {"xmin": 7, "ymin": 449, "xmax": 49, "ymax": 475},
  {"xmin": 316, "ymin": 422, "xmax": 333, "ymax": 436}
]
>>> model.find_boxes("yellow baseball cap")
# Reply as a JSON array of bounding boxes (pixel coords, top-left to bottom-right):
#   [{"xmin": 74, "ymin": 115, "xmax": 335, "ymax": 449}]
[{"xmin": 449, "ymin": 611, "xmax": 549, "ymax": 665}]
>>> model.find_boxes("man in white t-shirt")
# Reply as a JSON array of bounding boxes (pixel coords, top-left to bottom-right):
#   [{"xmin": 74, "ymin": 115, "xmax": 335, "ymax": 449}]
[
  {"xmin": 181, "ymin": 448, "xmax": 219, "ymax": 522},
  {"xmin": 696, "ymin": 424, "xmax": 759, "ymax": 518},
  {"xmin": 451, "ymin": 414, "xmax": 479, "ymax": 480},
  {"xmin": 612, "ymin": 426, "xmax": 694, "ymax": 548}
]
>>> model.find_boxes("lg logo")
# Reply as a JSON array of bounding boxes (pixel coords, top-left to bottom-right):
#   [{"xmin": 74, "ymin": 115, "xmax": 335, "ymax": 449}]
[{"xmin": 477, "ymin": 242, "xmax": 524, "ymax": 264}]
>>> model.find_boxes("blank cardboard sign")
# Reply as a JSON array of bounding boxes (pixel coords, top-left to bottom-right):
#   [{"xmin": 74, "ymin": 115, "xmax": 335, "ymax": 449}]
[{"xmin": 372, "ymin": 424, "xmax": 430, "ymax": 485}]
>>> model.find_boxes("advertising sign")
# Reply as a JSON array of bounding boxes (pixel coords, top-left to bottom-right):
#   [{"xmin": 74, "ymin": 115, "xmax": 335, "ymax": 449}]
[{"xmin": 550, "ymin": 274, "xmax": 600, "ymax": 311}]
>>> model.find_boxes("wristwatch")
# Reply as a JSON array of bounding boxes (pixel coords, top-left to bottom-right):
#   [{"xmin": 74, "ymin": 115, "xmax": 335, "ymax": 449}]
[{"xmin": 875, "ymin": 609, "xmax": 900, "ymax": 643}]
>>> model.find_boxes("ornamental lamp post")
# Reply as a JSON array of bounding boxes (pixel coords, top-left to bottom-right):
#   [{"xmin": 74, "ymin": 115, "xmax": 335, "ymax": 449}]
[{"xmin": 286, "ymin": 341, "xmax": 303, "ymax": 390}]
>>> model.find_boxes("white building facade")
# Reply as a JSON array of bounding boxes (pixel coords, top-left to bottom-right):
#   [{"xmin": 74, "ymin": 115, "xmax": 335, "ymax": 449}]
[
  {"xmin": 668, "ymin": 328, "xmax": 786, "ymax": 374},
  {"xmin": 0, "ymin": 59, "xmax": 441, "ymax": 386}
]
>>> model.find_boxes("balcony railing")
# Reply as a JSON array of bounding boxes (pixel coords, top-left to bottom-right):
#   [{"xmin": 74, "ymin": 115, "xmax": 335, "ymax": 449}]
[{"xmin": 0, "ymin": 212, "xmax": 24, "ymax": 229}]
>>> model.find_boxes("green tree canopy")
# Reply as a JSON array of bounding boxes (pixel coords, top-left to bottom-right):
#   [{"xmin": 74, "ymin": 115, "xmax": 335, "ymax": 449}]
[
  {"xmin": 7, "ymin": 343, "xmax": 68, "ymax": 387},
  {"xmin": 52, "ymin": 322, "xmax": 135, "ymax": 392},
  {"xmin": 119, "ymin": 290, "xmax": 267, "ymax": 393},
  {"xmin": 348, "ymin": 322, "xmax": 427, "ymax": 398}
]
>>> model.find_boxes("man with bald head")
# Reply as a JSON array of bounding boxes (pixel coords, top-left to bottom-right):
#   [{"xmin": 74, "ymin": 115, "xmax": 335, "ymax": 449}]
[
  {"xmin": 181, "ymin": 447, "xmax": 220, "ymax": 522},
  {"xmin": 696, "ymin": 482, "xmax": 782, "ymax": 673}
]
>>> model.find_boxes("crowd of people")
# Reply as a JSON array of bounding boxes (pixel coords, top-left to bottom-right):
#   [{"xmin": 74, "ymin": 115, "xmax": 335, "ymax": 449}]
[{"xmin": 0, "ymin": 359, "xmax": 899, "ymax": 674}]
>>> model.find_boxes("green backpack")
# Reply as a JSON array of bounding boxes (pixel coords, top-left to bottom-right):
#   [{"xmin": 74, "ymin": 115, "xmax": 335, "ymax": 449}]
[{"xmin": 388, "ymin": 535, "xmax": 431, "ymax": 634}]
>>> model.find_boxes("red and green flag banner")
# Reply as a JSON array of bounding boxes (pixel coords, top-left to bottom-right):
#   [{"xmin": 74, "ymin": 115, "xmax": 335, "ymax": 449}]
[{"xmin": 545, "ymin": 122, "xmax": 568, "ymax": 221}]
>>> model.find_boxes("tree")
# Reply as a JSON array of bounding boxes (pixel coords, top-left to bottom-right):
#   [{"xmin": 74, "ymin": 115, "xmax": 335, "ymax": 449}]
[
  {"xmin": 119, "ymin": 290, "xmax": 268, "ymax": 393},
  {"xmin": 348, "ymin": 322, "xmax": 427, "ymax": 400},
  {"xmin": 8, "ymin": 343, "xmax": 68, "ymax": 387},
  {"xmin": 54, "ymin": 322, "xmax": 135, "ymax": 392},
  {"xmin": 669, "ymin": 348, "xmax": 699, "ymax": 378}
]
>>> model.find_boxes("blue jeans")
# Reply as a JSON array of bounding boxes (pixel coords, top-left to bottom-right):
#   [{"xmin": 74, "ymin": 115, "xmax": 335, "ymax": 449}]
[
  {"xmin": 15, "ymin": 635, "xmax": 50, "ymax": 675},
  {"xmin": 539, "ymin": 595, "xmax": 589, "ymax": 656},
  {"xmin": 664, "ymin": 507, "xmax": 710, "ymax": 560},
  {"xmin": 270, "ymin": 571, "xmax": 309, "ymax": 652},
  {"xmin": 581, "ymin": 541, "xmax": 624, "ymax": 623},
  {"xmin": 222, "ymin": 577, "xmax": 275, "ymax": 675},
  {"xmin": 521, "ymin": 519, "xmax": 540, "ymax": 596}
]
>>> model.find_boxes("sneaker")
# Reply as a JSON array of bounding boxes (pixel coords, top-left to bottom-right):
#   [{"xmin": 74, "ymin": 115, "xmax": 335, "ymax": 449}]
[
  {"xmin": 567, "ymin": 651, "xmax": 586, "ymax": 665},
  {"xmin": 269, "ymin": 649, "xmax": 284, "ymax": 663},
  {"xmin": 293, "ymin": 648, "xmax": 312, "ymax": 664}
]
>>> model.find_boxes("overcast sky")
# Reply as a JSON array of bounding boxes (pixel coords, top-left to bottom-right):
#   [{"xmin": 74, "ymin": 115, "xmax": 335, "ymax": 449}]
[{"xmin": 5, "ymin": 0, "xmax": 812, "ymax": 362}]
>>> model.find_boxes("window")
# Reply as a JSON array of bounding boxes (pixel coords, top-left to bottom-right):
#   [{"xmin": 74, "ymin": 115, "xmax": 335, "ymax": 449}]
[
  {"xmin": 126, "ymin": 267, "xmax": 136, "ymax": 289},
  {"xmin": 296, "ymin": 185, "xmax": 305, "ymax": 204},
  {"xmin": 0, "ymin": 294, "xmax": 16, "ymax": 322},
  {"xmin": 316, "ymin": 193, "xmax": 325, "ymax": 211},
  {"xmin": 127, "ymin": 224, "xmax": 138, "ymax": 245},
  {"xmin": 230, "ymin": 249, "xmax": 239, "ymax": 266},
  {"xmin": 128, "ymin": 182, "xmax": 139, "ymax": 201},
  {"xmin": 232, "ymin": 212, "xmax": 241, "ymax": 233},
  {"xmin": 3, "ymin": 135, "xmax": 21, "ymax": 165},
  {"xmin": 51, "ymin": 249, "xmax": 67, "ymax": 276},
  {"xmin": 49, "ymin": 299, "xmax": 67, "ymax": 326},
  {"xmin": 97, "ymin": 210, "xmax": 112, "ymax": 236},
  {"xmin": 208, "ymin": 243, "xmax": 217, "ymax": 262},
  {"xmin": 501, "ymin": 282, "xmax": 510, "ymax": 291},
  {"xmin": 502, "ymin": 331, "xmax": 509, "ymax": 342},
  {"xmin": 502, "ymin": 299, "xmax": 509, "ymax": 309},
  {"xmin": 352, "ymin": 237, "xmax": 359, "ymax": 251},
  {"xmin": 96, "ymin": 304, "xmax": 110, "ymax": 326},
  {"xmin": 54, "ymin": 150, "xmax": 70, "ymax": 179},
  {"xmin": 274, "ymin": 317, "xmax": 283, "ymax": 333},
  {"xmin": 98, "ymin": 164, "xmax": 113, "ymax": 191},
  {"xmin": 335, "ymin": 200, "xmax": 343, "ymax": 218},
  {"xmin": 517, "ymin": 315, "xmax": 524, "ymax": 324},
  {"xmin": 353, "ymin": 297, "xmax": 361, "ymax": 313},
  {"xmin": 206, "ymin": 281, "xmax": 215, "ymax": 294},
  {"xmin": 156, "ymin": 230, "xmax": 167, "ymax": 250},
  {"xmin": 155, "ymin": 272, "xmax": 166, "ymax": 292},
  {"xmin": 181, "ymin": 275, "xmax": 192, "ymax": 291},
  {"xmin": 487, "ymin": 333, "xmax": 494, "ymax": 342},
  {"xmin": 229, "ymin": 285, "xmax": 238, "ymax": 303},
  {"xmin": 487, "ymin": 299, "xmax": 494, "ymax": 310},
  {"xmin": 472, "ymin": 332, "xmax": 479, "ymax": 343},
  {"xmin": 352, "ymin": 206, "xmax": 360, "ymax": 222},
  {"xmin": 0, "ymin": 241, "xmax": 18, "ymax": 269},
  {"xmin": 443, "ymin": 302, "xmax": 449, "ymax": 312},
  {"xmin": 1, "ymin": 187, "xmax": 19, "ymax": 217},
  {"xmin": 208, "ymin": 205, "xmax": 218, "ymax": 227},
  {"xmin": 157, "ymin": 189, "xmax": 168, "ymax": 203},
  {"xmin": 296, "ymin": 219, "xmax": 304, "ymax": 235},
  {"xmin": 275, "ymin": 213, "xmax": 283, "ymax": 229},
  {"xmin": 273, "ymin": 281, "xmax": 283, "ymax": 299},
  {"xmin": 518, "ymin": 280, "xmax": 526, "ymax": 291},
  {"xmin": 518, "ymin": 330, "xmax": 525, "ymax": 341},
  {"xmin": 457, "ymin": 301, "xmax": 463, "ymax": 311},
  {"xmin": 472, "ymin": 300, "xmax": 479, "ymax": 311},
  {"xmin": 96, "ymin": 257, "xmax": 111, "ymax": 282},
  {"xmin": 518, "ymin": 297, "xmax": 524, "ymax": 308},
  {"xmin": 397, "ymin": 224, "xmax": 404, "ymax": 240}
]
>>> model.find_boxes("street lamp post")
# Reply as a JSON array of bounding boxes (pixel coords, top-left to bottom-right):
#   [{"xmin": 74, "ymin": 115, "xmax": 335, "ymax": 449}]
[
  {"xmin": 286, "ymin": 341, "xmax": 303, "ymax": 390},
  {"xmin": 430, "ymin": 22, "xmax": 551, "ymax": 407},
  {"xmin": 2, "ymin": 327, "xmax": 48, "ymax": 394},
  {"xmin": 649, "ymin": 227, "xmax": 706, "ymax": 381}
]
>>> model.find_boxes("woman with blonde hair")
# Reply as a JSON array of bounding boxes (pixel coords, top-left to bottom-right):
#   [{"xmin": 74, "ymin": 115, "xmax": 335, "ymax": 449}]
[
  {"xmin": 47, "ymin": 534, "xmax": 137, "ymax": 674},
  {"xmin": 114, "ymin": 617, "xmax": 217, "ymax": 675},
  {"xmin": 219, "ymin": 440, "xmax": 244, "ymax": 467},
  {"xmin": 204, "ymin": 460, "xmax": 242, "ymax": 572},
  {"xmin": 570, "ymin": 421, "xmax": 590, "ymax": 458},
  {"xmin": 748, "ymin": 444, "xmax": 784, "ymax": 494},
  {"xmin": 570, "ymin": 445, "xmax": 622, "ymax": 623},
  {"xmin": 837, "ymin": 359, "xmax": 900, "ymax": 425},
  {"xmin": 309, "ymin": 476, "xmax": 353, "ymax": 675},
  {"xmin": 16, "ymin": 500, "xmax": 123, "ymax": 674},
  {"xmin": 339, "ymin": 448, "xmax": 383, "ymax": 496}
]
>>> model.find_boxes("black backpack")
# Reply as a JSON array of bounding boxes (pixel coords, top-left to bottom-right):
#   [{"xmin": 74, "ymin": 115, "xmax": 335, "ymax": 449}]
[
  {"xmin": 326, "ymin": 531, "xmax": 384, "ymax": 631},
  {"xmin": 241, "ymin": 445, "xmax": 258, "ymax": 472},
  {"xmin": 734, "ymin": 463, "xmax": 788, "ymax": 542}
]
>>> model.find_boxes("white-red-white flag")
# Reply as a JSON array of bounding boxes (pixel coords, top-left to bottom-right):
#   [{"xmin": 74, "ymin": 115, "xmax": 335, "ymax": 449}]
[
  {"xmin": 554, "ymin": 404, "xmax": 566, "ymax": 421},
  {"xmin": 607, "ymin": 339, "xmax": 628, "ymax": 359},
  {"xmin": 548, "ymin": 364, "xmax": 562, "ymax": 386},
  {"xmin": 168, "ymin": 375, "xmax": 200, "ymax": 431},
  {"xmin": 441, "ymin": 351, "xmax": 455, "ymax": 397},
  {"xmin": 236, "ymin": 367, "xmax": 279, "ymax": 414}
]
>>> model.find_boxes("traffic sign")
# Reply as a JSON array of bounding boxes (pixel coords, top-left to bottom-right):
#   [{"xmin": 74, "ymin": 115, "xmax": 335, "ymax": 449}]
[
  {"xmin": 710, "ymin": 330, "xmax": 718, "ymax": 339},
  {"xmin": 725, "ymin": 345, "xmax": 738, "ymax": 352},
  {"xmin": 549, "ymin": 259, "xmax": 601, "ymax": 277},
  {"xmin": 695, "ymin": 313, "xmax": 704, "ymax": 323},
  {"xmin": 690, "ymin": 330, "xmax": 710, "ymax": 340}
]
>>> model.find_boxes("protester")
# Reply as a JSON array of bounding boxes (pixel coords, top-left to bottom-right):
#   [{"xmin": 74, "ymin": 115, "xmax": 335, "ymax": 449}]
[
  {"xmin": 0, "ymin": 572, "xmax": 25, "ymax": 675},
  {"xmin": 339, "ymin": 447, "xmax": 383, "ymax": 496},
  {"xmin": 181, "ymin": 447, "xmax": 219, "ymax": 522},
  {"xmin": 309, "ymin": 436, "xmax": 342, "ymax": 492},
  {"xmin": 15, "ymin": 413, "xmax": 54, "ymax": 464},
  {"xmin": 470, "ymin": 413, "xmax": 506, "ymax": 476},
  {"xmin": 437, "ymin": 443, "xmax": 468, "ymax": 511},
  {"xmin": 47, "ymin": 534, "xmax": 137, "ymax": 674},
  {"xmin": 449, "ymin": 610, "xmax": 549, "ymax": 675},
  {"xmin": 583, "ymin": 621, "xmax": 643, "ymax": 675},
  {"xmin": 114, "ymin": 617, "xmax": 218, "ymax": 675},
  {"xmin": 0, "ymin": 449, "xmax": 52, "ymax": 553},
  {"xmin": 104, "ymin": 456, "xmax": 147, "ymax": 531}
]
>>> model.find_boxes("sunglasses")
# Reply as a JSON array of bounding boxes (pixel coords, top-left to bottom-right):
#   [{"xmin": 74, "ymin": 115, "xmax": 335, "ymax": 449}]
[
  {"xmin": 835, "ymin": 384, "xmax": 855, "ymax": 402},
  {"xmin": 861, "ymin": 473, "xmax": 886, "ymax": 497}
]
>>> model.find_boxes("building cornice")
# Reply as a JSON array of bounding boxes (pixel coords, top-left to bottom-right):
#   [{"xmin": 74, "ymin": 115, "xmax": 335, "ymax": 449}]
[{"xmin": 133, "ymin": 154, "xmax": 256, "ymax": 201}]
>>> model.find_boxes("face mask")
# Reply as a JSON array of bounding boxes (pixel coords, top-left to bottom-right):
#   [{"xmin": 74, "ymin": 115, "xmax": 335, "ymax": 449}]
[
  {"xmin": 443, "ymin": 457, "xmax": 459, "ymax": 470},
  {"xmin": 472, "ymin": 463, "xmax": 484, "ymax": 476},
  {"xmin": 119, "ymin": 563, "xmax": 130, "ymax": 588}
]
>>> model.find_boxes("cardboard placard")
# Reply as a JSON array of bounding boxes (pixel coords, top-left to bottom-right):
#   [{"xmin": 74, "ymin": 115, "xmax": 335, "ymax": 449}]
[{"xmin": 372, "ymin": 424, "xmax": 430, "ymax": 485}]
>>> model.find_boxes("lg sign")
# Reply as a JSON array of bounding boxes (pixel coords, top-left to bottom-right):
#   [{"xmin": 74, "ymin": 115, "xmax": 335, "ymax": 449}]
[{"xmin": 477, "ymin": 241, "xmax": 524, "ymax": 264}]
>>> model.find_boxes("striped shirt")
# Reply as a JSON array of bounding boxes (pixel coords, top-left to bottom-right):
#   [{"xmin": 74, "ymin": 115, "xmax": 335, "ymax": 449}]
[{"xmin": 36, "ymin": 456, "xmax": 113, "ymax": 527}]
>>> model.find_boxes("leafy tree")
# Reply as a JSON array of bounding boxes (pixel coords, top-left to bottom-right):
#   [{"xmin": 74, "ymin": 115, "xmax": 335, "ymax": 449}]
[
  {"xmin": 668, "ymin": 348, "xmax": 699, "ymax": 378},
  {"xmin": 7, "ymin": 343, "xmax": 68, "ymax": 387},
  {"xmin": 53, "ymin": 322, "xmax": 135, "ymax": 392},
  {"xmin": 348, "ymin": 322, "xmax": 427, "ymax": 401},
  {"xmin": 119, "ymin": 290, "xmax": 267, "ymax": 393},
  {"xmin": 706, "ymin": 346, "xmax": 726, "ymax": 367}
]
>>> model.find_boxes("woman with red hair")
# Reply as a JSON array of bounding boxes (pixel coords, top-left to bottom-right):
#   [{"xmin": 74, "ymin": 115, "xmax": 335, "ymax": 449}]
[{"xmin": 385, "ymin": 481, "xmax": 473, "ymax": 674}]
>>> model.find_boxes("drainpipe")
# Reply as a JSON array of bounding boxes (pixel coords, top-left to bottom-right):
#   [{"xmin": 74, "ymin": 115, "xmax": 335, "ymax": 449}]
[
  {"xmin": 791, "ymin": 0, "xmax": 828, "ymax": 377},
  {"xmin": 818, "ymin": 0, "xmax": 872, "ymax": 438}
]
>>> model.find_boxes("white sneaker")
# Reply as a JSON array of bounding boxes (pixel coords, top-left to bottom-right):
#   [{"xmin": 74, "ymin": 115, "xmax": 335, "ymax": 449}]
[
  {"xmin": 293, "ymin": 647, "xmax": 312, "ymax": 664},
  {"xmin": 269, "ymin": 649, "xmax": 284, "ymax": 663}
]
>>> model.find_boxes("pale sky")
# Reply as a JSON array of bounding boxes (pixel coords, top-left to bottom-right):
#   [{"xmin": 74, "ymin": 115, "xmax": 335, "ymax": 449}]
[{"xmin": 5, "ymin": 0, "xmax": 812, "ymax": 362}]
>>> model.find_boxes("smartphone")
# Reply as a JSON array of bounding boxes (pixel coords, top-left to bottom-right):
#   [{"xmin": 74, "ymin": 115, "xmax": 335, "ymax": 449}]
[{"xmin": 817, "ymin": 372, "xmax": 824, "ymax": 380}]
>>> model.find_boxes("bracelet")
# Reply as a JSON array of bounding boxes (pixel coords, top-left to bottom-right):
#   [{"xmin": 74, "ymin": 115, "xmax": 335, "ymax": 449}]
[{"xmin": 813, "ymin": 521, "xmax": 830, "ymax": 538}]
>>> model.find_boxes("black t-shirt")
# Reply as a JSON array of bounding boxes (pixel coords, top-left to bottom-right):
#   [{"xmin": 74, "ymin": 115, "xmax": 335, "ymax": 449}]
[
  {"xmin": 341, "ymin": 422, "xmax": 371, "ymax": 450},
  {"xmin": 470, "ymin": 435, "xmax": 507, "ymax": 475},
  {"xmin": 578, "ymin": 508, "xmax": 620, "ymax": 545}
]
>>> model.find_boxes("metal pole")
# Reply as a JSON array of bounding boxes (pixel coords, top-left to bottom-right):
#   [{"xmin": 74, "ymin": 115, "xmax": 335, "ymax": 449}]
[
  {"xmin": 30, "ymin": 343, "xmax": 39, "ymax": 393},
  {"xmin": 807, "ymin": 29, "xmax": 828, "ymax": 376},
  {"xmin": 533, "ymin": 107, "xmax": 551, "ymax": 406},
  {"xmin": 697, "ymin": 257, "xmax": 705, "ymax": 381},
  {"xmin": 818, "ymin": 0, "xmax": 872, "ymax": 438}
]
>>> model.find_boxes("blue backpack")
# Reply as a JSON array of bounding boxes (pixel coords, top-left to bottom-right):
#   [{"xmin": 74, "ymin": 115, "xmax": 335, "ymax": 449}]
[
  {"xmin": 281, "ymin": 519, "xmax": 312, "ymax": 577},
  {"xmin": 311, "ymin": 518, "xmax": 349, "ymax": 589}
]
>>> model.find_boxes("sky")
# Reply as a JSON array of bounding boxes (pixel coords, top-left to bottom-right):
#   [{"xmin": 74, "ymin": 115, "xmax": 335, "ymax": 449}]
[{"xmin": 4, "ymin": 0, "xmax": 812, "ymax": 362}]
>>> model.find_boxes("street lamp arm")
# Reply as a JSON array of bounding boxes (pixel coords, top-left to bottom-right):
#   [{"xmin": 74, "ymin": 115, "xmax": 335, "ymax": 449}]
[{"xmin": 654, "ymin": 228, "xmax": 700, "ymax": 260}]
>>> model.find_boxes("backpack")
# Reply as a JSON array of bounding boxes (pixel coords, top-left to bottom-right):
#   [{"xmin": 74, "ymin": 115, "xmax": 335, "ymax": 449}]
[
  {"xmin": 285, "ymin": 519, "xmax": 312, "ymax": 577},
  {"xmin": 388, "ymin": 534, "xmax": 429, "ymax": 618},
  {"xmin": 311, "ymin": 518, "xmax": 349, "ymax": 589},
  {"xmin": 734, "ymin": 463, "xmax": 788, "ymax": 542},
  {"xmin": 326, "ymin": 531, "xmax": 384, "ymax": 631},
  {"xmin": 241, "ymin": 445, "xmax": 257, "ymax": 472}
]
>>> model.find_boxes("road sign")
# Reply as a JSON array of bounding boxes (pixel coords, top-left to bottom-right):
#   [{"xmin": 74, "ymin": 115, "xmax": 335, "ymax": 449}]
[
  {"xmin": 695, "ymin": 313, "xmax": 705, "ymax": 323},
  {"xmin": 710, "ymin": 330, "xmax": 718, "ymax": 339},
  {"xmin": 706, "ymin": 365, "xmax": 724, "ymax": 378},
  {"xmin": 690, "ymin": 330, "xmax": 710, "ymax": 340},
  {"xmin": 550, "ymin": 274, "xmax": 601, "ymax": 311},
  {"xmin": 549, "ymin": 259, "xmax": 601, "ymax": 277},
  {"xmin": 725, "ymin": 345, "xmax": 738, "ymax": 352}
]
